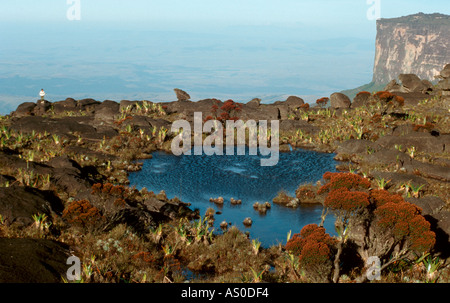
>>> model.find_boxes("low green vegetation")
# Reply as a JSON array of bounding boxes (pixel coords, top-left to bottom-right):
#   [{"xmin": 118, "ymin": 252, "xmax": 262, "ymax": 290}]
[{"xmin": 0, "ymin": 92, "xmax": 449, "ymax": 283}]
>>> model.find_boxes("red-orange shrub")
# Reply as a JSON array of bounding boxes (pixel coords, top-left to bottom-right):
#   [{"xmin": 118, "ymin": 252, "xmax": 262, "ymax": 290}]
[
  {"xmin": 324, "ymin": 188, "xmax": 370, "ymax": 212},
  {"xmin": 316, "ymin": 97, "xmax": 329, "ymax": 108},
  {"xmin": 114, "ymin": 198, "xmax": 126, "ymax": 208},
  {"xmin": 370, "ymin": 189, "xmax": 404, "ymax": 207},
  {"xmin": 374, "ymin": 91, "xmax": 394, "ymax": 100},
  {"xmin": 92, "ymin": 183, "xmax": 128, "ymax": 197},
  {"xmin": 91, "ymin": 183, "xmax": 102, "ymax": 194},
  {"xmin": 286, "ymin": 224, "xmax": 336, "ymax": 281},
  {"xmin": 286, "ymin": 224, "xmax": 336, "ymax": 260},
  {"xmin": 110, "ymin": 185, "xmax": 126, "ymax": 196},
  {"xmin": 375, "ymin": 201, "xmax": 435, "ymax": 253},
  {"xmin": 299, "ymin": 103, "xmax": 310, "ymax": 110},
  {"xmin": 318, "ymin": 172, "xmax": 371, "ymax": 194},
  {"xmin": 208, "ymin": 99, "xmax": 242, "ymax": 122},
  {"xmin": 132, "ymin": 252, "xmax": 155, "ymax": 264},
  {"xmin": 102, "ymin": 183, "xmax": 114, "ymax": 194},
  {"xmin": 372, "ymin": 91, "xmax": 404, "ymax": 112},
  {"xmin": 395, "ymin": 95, "xmax": 405, "ymax": 106},
  {"xmin": 204, "ymin": 115, "xmax": 214, "ymax": 122},
  {"xmin": 413, "ymin": 122, "xmax": 435, "ymax": 132},
  {"xmin": 371, "ymin": 113, "xmax": 382, "ymax": 123},
  {"xmin": 356, "ymin": 91, "xmax": 371, "ymax": 97},
  {"xmin": 62, "ymin": 200, "xmax": 103, "ymax": 227}
]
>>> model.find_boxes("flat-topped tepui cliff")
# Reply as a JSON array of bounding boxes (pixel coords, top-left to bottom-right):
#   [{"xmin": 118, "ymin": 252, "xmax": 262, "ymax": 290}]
[
  {"xmin": 373, "ymin": 13, "xmax": 450, "ymax": 85},
  {"xmin": 343, "ymin": 13, "xmax": 450, "ymax": 99}
]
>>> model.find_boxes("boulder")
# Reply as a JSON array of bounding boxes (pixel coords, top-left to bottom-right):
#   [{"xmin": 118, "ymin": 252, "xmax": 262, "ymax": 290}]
[
  {"xmin": 246, "ymin": 98, "xmax": 261, "ymax": 107},
  {"xmin": 209, "ymin": 197, "xmax": 224, "ymax": 205},
  {"xmin": 370, "ymin": 171, "xmax": 428, "ymax": 189},
  {"xmin": 279, "ymin": 120, "xmax": 319, "ymax": 134},
  {"xmin": 391, "ymin": 124, "xmax": 415, "ymax": 136},
  {"xmin": 77, "ymin": 98, "xmax": 101, "ymax": 113},
  {"xmin": 33, "ymin": 100, "xmax": 52, "ymax": 116},
  {"xmin": 384, "ymin": 79, "xmax": 402, "ymax": 92},
  {"xmin": 335, "ymin": 139, "xmax": 381, "ymax": 155},
  {"xmin": 47, "ymin": 155, "xmax": 83, "ymax": 172},
  {"xmin": 390, "ymin": 91, "xmax": 432, "ymax": 107},
  {"xmin": 408, "ymin": 160, "xmax": 450, "ymax": 182},
  {"xmin": 163, "ymin": 99, "xmax": 216, "ymax": 120},
  {"xmin": 220, "ymin": 220, "xmax": 228, "ymax": 230},
  {"xmin": 359, "ymin": 149, "xmax": 411, "ymax": 166},
  {"xmin": 330, "ymin": 93, "xmax": 351, "ymax": 109},
  {"xmin": 375, "ymin": 132, "xmax": 445, "ymax": 154},
  {"xmin": 0, "ymin": 151, "xmax": 94, "ymax": 196},
  {"xmin": 52, "ymin": 98, "xmax": 78, "ymax": 114},
  {"xmin": 253, "ymin": 202, "xmax": 271, "ymax": 214},
  {"xmin": 230, "ymin": 198, "xmax": 242, "ymax": 205},
  {"xmin": 405, "ymin": 196, "xmax": 446, "ymax": 216},
  {"xmin": 174, "ymin": 88, "xmax": 191, "ymax": 101},
  {"xmin": 429, "ymin": 210, "xmax": 450, "ymax": 256},
  {"xmin": 101, "ymin": 208, "xmax": 167, "ymax": 235},
  {"xmin": 0, "ymin": 174, "xmax": 15, "ymax": 186},
  {"xmin": 398, "ymin": 74, "xmax": 429, "ymax": 93},
  {"xmin": 243, "ymin": 217, "xmax": 253, "ymax": 227},
  {"xmin": 285, "ymin": 96, "xmax": 305, "ymax": 107},
  {"xmin": 0, "ymin": 186, "xmax": 64, "ymax": 228},
  {"xmin": 10, "ymin": 116, "xmax": 111, "ymax": 140},
  {"xmin": 48, "ymin": 156, "xmax": 94, "ymax": 195},
  {"xmin": 12, "ymin": 102, "xmax": 36, "ymax": 117},
  {"xmin": 233, "ymin": 103, "xmax": 280, "ymax": 121},
  {"xmin": 436, "ymin": 78, "xmax": 450, "ymax": 91},
  {"xmin": 351, "ymin": 92, "xmax": 372, "ymax": 108},
  {"xmin": 156, "ymin": 190, "xmax": 168, "ymax": 201},
  {"xmin": 0, "ymin": 238, "xmax": 71, "ymax": 283},
  {"xmin": 440, "ymin": 63, "xmax": 450, "ymax": 79},
  {"xmin": 421, "ymin": 79, "xmax": 434, "ymax": 92},
  {"xmin": 94, "ymin": 101, "xmax": 120, "ymax": 124},
  {"xmin": 119, "ymin": 100, "xmax": 139, "ymax": 111}
]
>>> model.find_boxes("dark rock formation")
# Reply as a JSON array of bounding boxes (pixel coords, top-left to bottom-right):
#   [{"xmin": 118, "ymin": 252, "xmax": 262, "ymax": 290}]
[
  {"xmin": 335, "ymin": 139, "xmax": 381, "ymax": 156},
  {"xmin": 398, "ymin": 74, "xmax": 433, "ymax": 93},
  {"xmin": 436, "ymin": 64, "xmax": 450, "ymax": 99},
  {"xmin": 370, "ymin": 171, "xmax": 428, "ymax": 189},
  {"xmin": 285, "ymin": 96, "xmax": 305, "ymax": 107},
  {"xmin": 384, "ymin": 73, "xmax": 433, "ymax": 94},
  {"xmin": 330, "ymin": 93, "xmax": 351, "ymax": 109},
  {"xmin": 406, "ymin": 196, "xmax": 446, "ymax": 216},
  {"xmin": 0, "ymin": 238, "xmax": 71, "ymax": 283},
  {"xmin": 246, "ymin": 98, "xmax": 261, "ymax": 107},
  {"xmin": 9, "ymin": 116, "xmax": 117, "ymax": 141},
  {"xmin": 174, "ymin": 88, "xmax": 191, "ymax": 101},
  {"xmin": 0, "ymin": 152, "xmax": 95, "ymax": 196},
  {"xmin": 12, "ymin": 102, "xmax": 36, "ymax": 117},
  {"xmin": 279, "ymin": 120, "xmax": 319, "ymax": 134},
  {"xmin": 351, "ymin": 92, "xmax": 372, "ymax": 108},
  {"xmin": 0, "ymin": 186, "xmax": 64, "ymax": 228},
  {"xmin": 376, "ymin": 132, "xmax": 445, "ymax": 154},
  {"xmin": 94, "ymin": 100, "xmax": 120, "ymax": 124},
  {"xmin": 440, "ymin": 63, "xmax": 450, "ymax": 78}
]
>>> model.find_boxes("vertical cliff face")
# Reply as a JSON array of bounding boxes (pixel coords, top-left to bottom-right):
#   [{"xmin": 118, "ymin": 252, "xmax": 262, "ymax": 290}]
[{"xmin": 373, "ymin": 13, "xmax": 450, "ymax": 84}]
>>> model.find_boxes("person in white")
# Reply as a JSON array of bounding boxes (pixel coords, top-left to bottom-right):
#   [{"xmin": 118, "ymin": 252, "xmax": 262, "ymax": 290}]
[{"xmin": 39, "ymin": 89, "xmax": 46, "ymax": 102}]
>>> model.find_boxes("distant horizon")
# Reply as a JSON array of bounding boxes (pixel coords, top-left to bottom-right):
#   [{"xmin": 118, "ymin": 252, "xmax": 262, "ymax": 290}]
[{"xmin": 1, "ymin": 1, "xmax": 449, "ymax": 114}]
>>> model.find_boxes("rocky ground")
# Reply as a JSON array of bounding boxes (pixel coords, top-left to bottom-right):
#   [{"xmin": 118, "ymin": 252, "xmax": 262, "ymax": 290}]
[{"xmin": 0, "ymin": 65, "xmax": 449, "ymax": 283}]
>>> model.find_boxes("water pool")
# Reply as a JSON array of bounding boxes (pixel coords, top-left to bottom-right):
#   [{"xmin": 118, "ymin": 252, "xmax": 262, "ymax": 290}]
[{"xmin": 128, "ymin": 148, "xmax": 338, "ymax": 247}]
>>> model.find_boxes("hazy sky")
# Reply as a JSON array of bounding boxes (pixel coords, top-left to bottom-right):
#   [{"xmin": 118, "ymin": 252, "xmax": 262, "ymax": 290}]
[{"xmin": 0, "ymin": 0, "xmax": 448, "ymax": 27}]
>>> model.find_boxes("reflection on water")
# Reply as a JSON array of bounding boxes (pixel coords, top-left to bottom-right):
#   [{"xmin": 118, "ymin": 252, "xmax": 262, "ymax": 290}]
[{"xmin": 128, "ymin": 148, "xmax": 338, "ymax": 246}]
